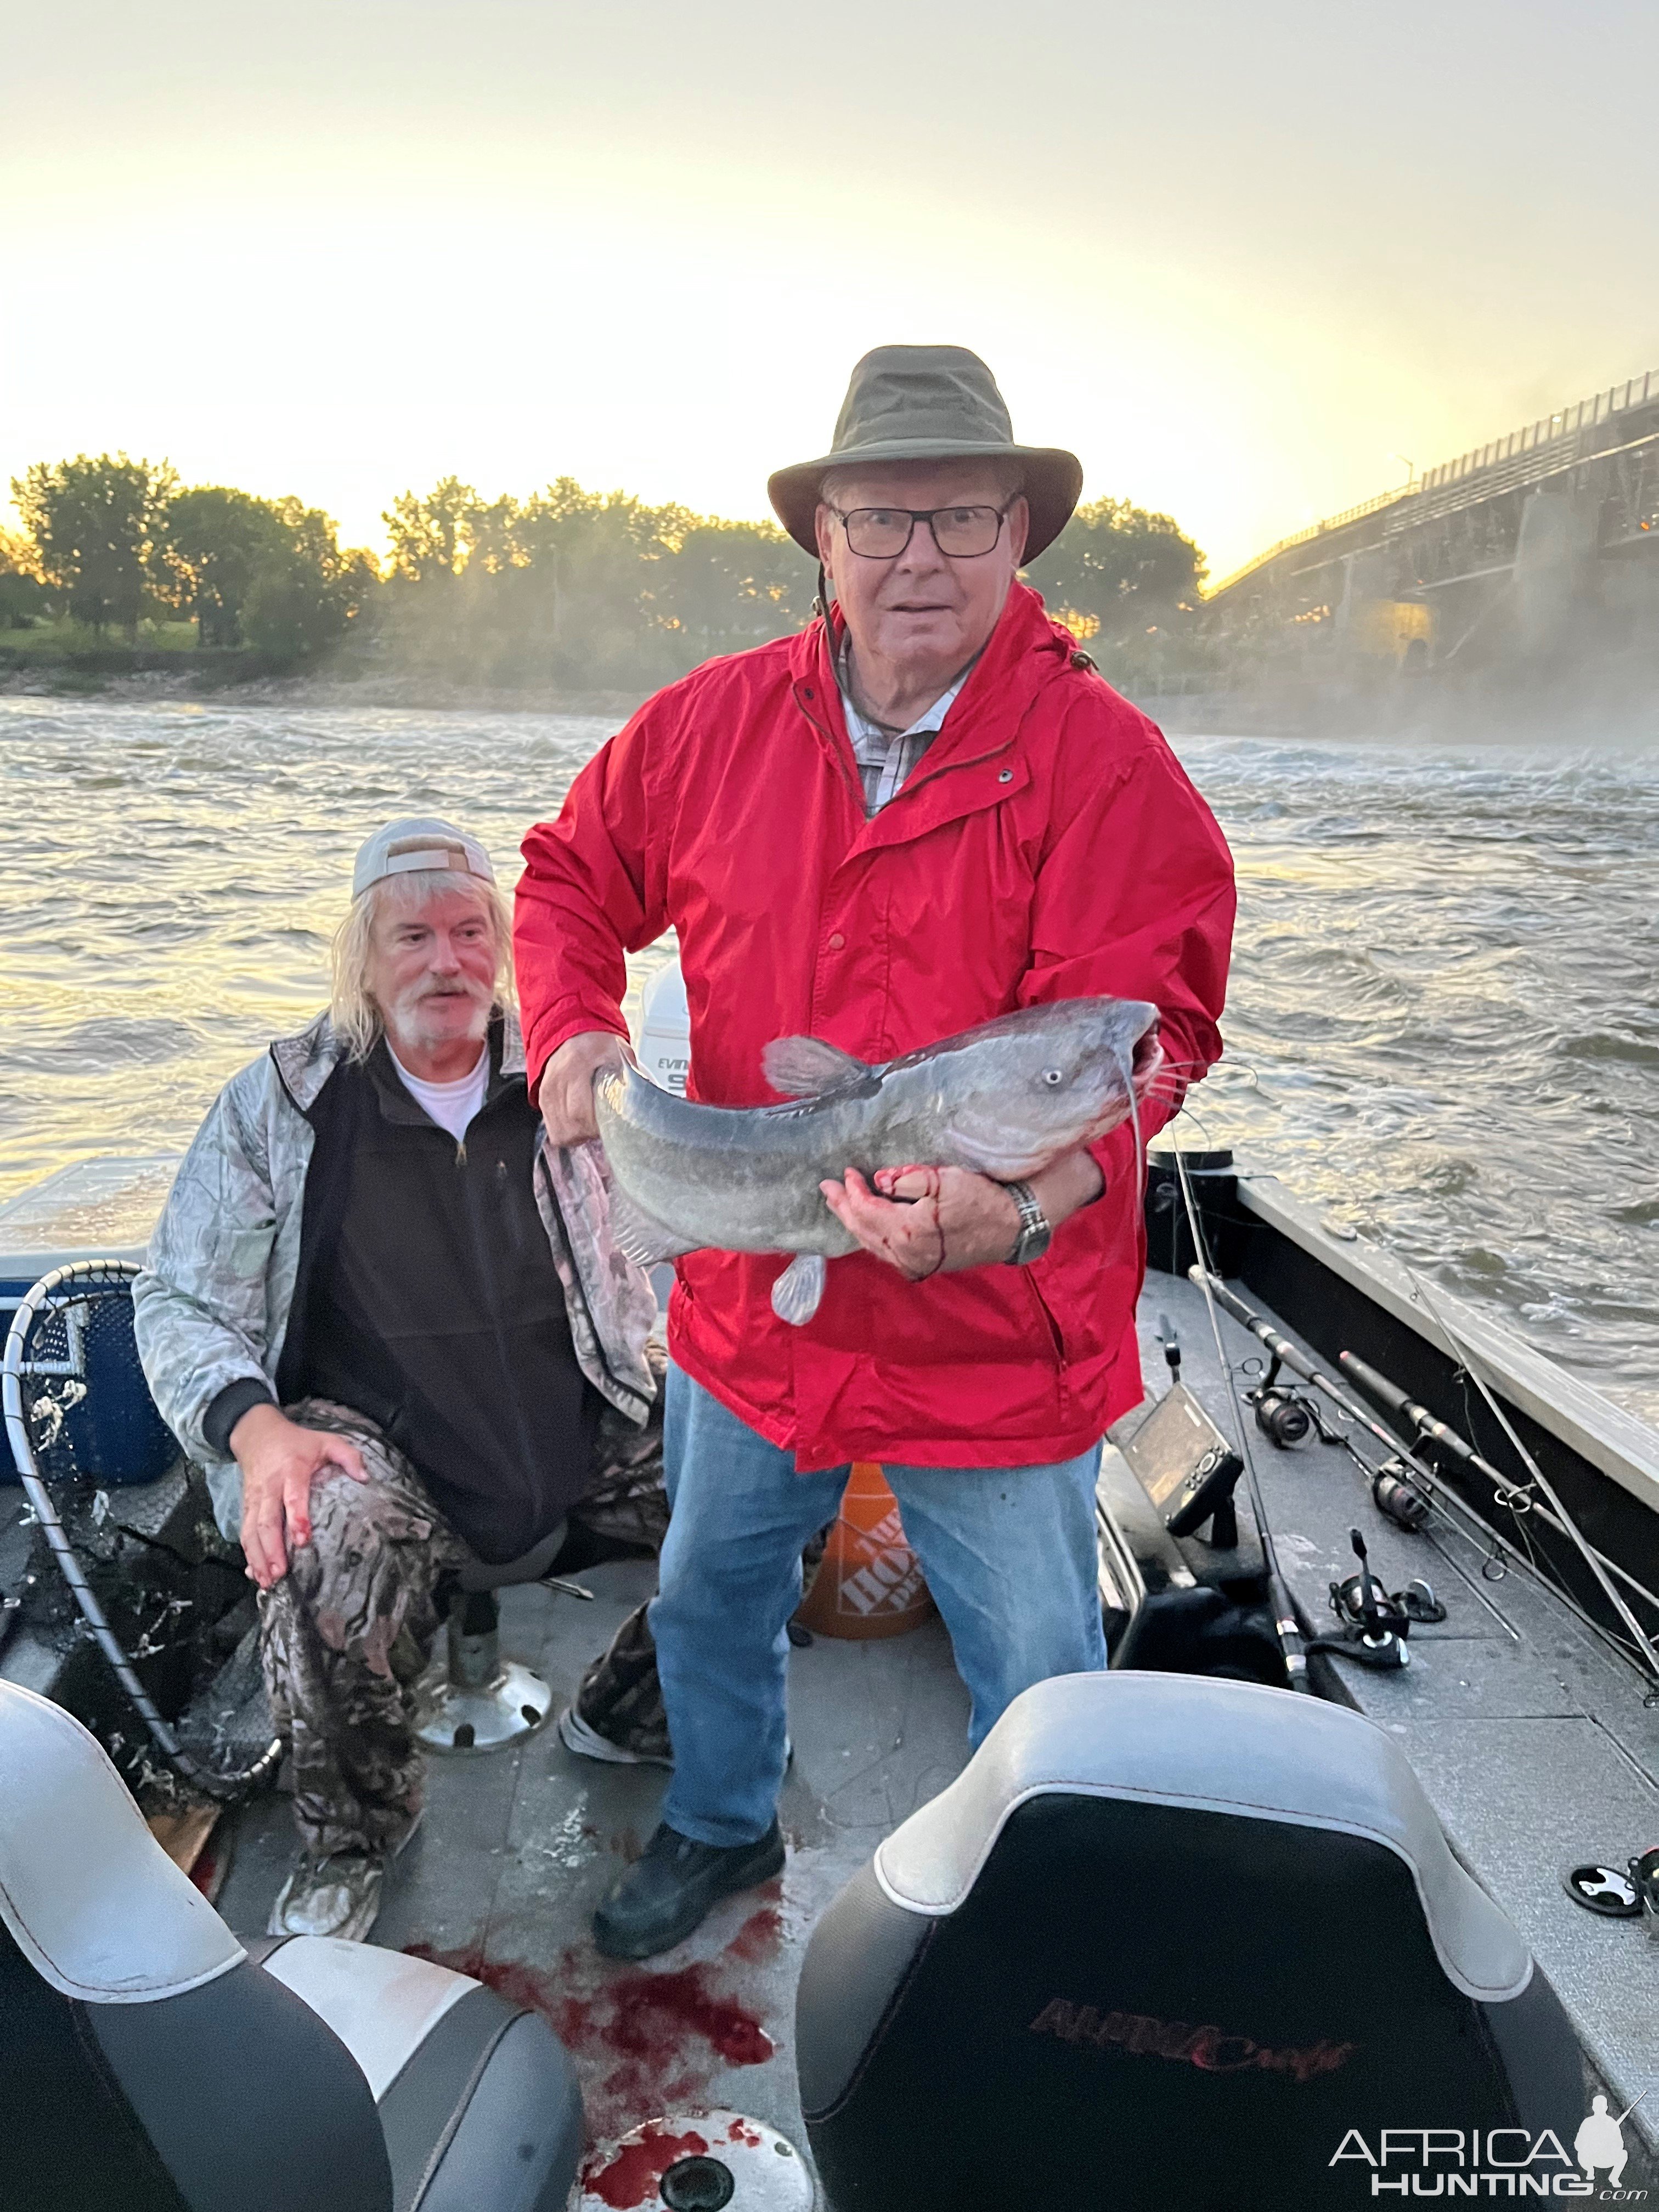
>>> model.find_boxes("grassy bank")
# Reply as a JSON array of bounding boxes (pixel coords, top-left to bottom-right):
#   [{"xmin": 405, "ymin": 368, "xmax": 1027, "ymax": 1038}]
[
  {"xmin": 0, "ymin": 618, "xmax": 199, "ymax": 656},
  {"xmin": 0, "ymin": 624, "xmax": 287, "ymax": 692}
]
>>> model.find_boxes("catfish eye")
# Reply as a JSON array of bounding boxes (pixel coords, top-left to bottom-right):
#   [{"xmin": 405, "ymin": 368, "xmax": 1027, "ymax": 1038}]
[{"xmin": 1041, "ymin": 1068, "xmax": 1064, "ymax": 1087}]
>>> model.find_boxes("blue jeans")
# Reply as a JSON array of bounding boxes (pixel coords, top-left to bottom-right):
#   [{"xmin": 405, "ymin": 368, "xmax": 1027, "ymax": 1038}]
[{"xmin": 651, "ymin": 1363, "xmax": 1107, "ymax": 1847}]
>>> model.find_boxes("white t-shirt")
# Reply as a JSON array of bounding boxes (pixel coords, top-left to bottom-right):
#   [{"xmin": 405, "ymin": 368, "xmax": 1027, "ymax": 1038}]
[{"xmin": 387, "ymin": 1042, "xmax": 489, "ymax": 1142}]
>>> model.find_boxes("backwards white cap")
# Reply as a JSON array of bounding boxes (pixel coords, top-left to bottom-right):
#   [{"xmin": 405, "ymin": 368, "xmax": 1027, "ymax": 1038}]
[{"xmin": 351, "ymin": 817, "xmax": 496, "ymax": 899}]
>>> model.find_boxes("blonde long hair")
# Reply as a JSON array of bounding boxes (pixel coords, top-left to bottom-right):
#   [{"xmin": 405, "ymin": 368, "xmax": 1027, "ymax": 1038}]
[{"xmin": 329, "ymin": 869, "xmax": 516, "ymax": 1062}]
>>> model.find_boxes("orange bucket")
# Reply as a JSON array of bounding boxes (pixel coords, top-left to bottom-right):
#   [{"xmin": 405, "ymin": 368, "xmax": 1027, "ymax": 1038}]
[{"xmin": 793, "ymin": 1463, "xmax": 936, "ymax": 1641}]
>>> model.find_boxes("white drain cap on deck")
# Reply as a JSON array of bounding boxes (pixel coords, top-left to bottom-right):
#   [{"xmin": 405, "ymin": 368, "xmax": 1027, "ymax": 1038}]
[{"xmin": 577, "ymin": 2111, "xmax": 812, "ymax": 2211}]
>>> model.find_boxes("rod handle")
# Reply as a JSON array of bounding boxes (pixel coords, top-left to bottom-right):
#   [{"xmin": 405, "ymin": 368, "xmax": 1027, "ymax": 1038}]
[{"xmin": 1339, "ymin": 1350, "xmax": 1415, "ymax": 1421}]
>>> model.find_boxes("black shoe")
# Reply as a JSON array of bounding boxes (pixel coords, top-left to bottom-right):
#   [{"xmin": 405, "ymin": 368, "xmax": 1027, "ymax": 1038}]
[{"xmin": 592, "ymin": 1819, "xmax": 785, "ymax": 1961}]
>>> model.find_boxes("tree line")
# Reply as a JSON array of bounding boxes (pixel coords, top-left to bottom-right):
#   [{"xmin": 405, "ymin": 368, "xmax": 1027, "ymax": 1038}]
[
  {"xmin": 3, "ymin": 457, "xmax": 377, "ymax": 662},
  {"xmin": 2, "ymin": 452, "xmax": 1206, "ymax": 687}
]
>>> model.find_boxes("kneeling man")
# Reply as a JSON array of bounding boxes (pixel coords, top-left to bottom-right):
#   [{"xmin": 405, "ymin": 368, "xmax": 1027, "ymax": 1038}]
[{"xmin": 136, "ymin": 817, "xmax": 656, "ymax": 1940}]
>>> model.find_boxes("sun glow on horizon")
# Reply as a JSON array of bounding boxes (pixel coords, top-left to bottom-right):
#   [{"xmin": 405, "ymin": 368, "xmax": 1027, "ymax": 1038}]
[{"xmin": 5, "ymin": 1, "xmax": 1658, "ymax": 585}]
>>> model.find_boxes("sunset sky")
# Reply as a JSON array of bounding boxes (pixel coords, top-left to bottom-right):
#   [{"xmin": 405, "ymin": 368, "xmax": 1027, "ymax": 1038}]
[{"xmin": 5, "ymin": 0, "xmax": 1657, "ymax": 582}]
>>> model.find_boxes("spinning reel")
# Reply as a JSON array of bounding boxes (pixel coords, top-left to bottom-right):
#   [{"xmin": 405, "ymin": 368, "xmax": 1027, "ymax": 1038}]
[
  {"xmin": 1251, "ymin": 1384, "xmax": 1314, "ymax": 1448},
  {"xmin": 1562, "ymin": 1847, "xmax": 1659, "ymax": 1937},
  {"xmin": 1240, "ymin": 1350, "xmax": 1318, "ymax": 1448},
  {"xmin": 1308, "ymin": 1530, "xmax": 1445, "ymax": 1671},
  {"xmin": 1370, "ymin": 1458, "xmax": 1432, "ymax": 1532}
]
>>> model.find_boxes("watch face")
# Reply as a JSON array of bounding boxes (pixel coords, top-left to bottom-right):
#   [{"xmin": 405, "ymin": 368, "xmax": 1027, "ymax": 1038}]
[{"xmin": 1020, "ymin": 1221, "xmax": 1052, "ymax": 1263}]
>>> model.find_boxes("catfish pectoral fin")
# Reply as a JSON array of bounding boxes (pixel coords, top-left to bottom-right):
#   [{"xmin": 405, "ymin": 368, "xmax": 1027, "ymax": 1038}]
[
  {"xmin": 771, "ymin": 1252, "xmax": 827, "ymax": 1325},
  {"xmin": 608, "ymin": 1183, "xmax": 703, "ymax": 1265}
]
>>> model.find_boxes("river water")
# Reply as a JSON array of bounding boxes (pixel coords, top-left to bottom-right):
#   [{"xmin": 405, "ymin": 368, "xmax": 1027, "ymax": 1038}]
[{"xmin": 1, "ymin": 696, "xmax": 1654, "ymax": 1424}]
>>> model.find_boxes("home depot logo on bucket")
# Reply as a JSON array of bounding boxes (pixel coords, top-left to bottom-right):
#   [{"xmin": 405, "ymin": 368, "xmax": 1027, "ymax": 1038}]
[{"xmin": 794, "ymin": 1463, "xmax": 937, "ymax": 1641}]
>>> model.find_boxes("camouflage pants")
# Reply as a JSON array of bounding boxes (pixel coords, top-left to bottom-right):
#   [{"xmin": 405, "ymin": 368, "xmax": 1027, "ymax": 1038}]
[
  {"xmin": 258, "ymin": 1400, "xmax": 467, "ymax": 1862},
  {"xmin": 259, "ymin": 1367, "xmax": 668, "ymax": 1861}
]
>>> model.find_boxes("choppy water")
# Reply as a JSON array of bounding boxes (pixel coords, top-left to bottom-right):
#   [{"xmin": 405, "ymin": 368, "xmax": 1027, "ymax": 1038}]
[{"xmin": 1, "ymin": 697, "xmax": 1654, "ymax": 1423}]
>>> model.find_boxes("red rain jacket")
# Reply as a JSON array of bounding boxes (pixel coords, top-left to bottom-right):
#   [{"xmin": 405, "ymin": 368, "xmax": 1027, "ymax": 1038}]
[{"xmin": 516, "ymin": 584, "xmax": 1235, "ymax": 1470}]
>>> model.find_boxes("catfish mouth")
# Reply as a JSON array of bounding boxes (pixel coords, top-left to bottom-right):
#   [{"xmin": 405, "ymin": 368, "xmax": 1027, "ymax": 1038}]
[{"xmin": 1107, "ymin": 1000, "xmax": 1160, "ymax": 1057}]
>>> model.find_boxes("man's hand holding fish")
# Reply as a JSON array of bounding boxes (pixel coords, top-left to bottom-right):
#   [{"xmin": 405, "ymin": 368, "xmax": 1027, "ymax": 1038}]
[
  {"xmin": 516, "ymin": 345, "xmax": 1235, "ymax": 1963},
  {"xmin": 822, "ymin": 1023, "xmax": 1167, "ymax": 1279}
]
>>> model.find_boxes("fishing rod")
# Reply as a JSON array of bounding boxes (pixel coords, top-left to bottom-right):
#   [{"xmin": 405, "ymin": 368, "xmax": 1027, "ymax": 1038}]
[
  {"xmin": 1400, "ymin": 1270, "xmax": 1659, "ymax": 1694},
  {"xmin": 1193, "ymin": 1266, "xmax": 1659, "ymax": 1685},
  {"xmin": 1193, "ymin": 1271, "xmax": 1443, "ymax": 1489},
  {"xmin": 1339, "ymin": 1352, "xmax": 1511, "ymax": 1493},
  {"xmin": 1170, "ymin": 1148, "xmax": 1312, "ymax": 1693},
  {"xmin": 1345, "ymin": 1317, "xmax": 1659, "ymax": 1641}
]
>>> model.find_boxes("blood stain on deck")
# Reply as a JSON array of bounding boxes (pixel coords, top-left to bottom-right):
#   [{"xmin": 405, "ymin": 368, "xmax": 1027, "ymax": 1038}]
[
  {"xmin": 580, "ymin": 2120, "xmax": 710, "ymax": 2209},
  {"xmin": 405, "ymin": 1912, "xmax": 779, "ymax": 2142},
  {"xmin": 728, "ymin": 1903, "xmax": 783, "ymax": 1963}
]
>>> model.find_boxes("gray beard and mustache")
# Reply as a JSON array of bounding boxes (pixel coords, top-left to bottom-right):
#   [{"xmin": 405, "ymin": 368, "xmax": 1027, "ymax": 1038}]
[{"xmin": 380, "ymin": 973, "xmax": 493, "ymax": 1058}]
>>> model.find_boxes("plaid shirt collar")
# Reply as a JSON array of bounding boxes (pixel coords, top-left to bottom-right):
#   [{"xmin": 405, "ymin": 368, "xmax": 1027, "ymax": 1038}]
[{"xmin": 836, "ymin": 637, "xmax": 975, "ymax": 816}]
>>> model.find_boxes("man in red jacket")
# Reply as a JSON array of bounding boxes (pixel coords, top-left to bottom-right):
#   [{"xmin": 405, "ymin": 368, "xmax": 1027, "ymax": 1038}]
[{"xmin": 518, "ymin": 345, "xmax": 1235, "ymax": 1959}]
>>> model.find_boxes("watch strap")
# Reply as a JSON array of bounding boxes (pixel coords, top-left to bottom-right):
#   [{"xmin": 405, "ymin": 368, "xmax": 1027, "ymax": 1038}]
[{"xmin": 1005, "ymin": 1178, "xmax": 1052, "ymax": 1265}]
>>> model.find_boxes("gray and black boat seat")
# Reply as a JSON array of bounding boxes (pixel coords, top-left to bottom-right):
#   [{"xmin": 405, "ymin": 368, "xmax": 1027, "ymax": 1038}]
[
  {"xmin": 0, "ymin": 1679, "xmax": 582, "ymax": 2212},
  {"xmin": 796, "ymin": 1671, "xmax": 1585, "ymax": 2212}
]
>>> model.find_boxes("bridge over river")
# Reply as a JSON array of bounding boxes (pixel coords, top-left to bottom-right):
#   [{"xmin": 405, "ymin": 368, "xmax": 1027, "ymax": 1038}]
[{"xmin": 1206, "ymin": 369, "xmax": 1659, "ymax": 681}]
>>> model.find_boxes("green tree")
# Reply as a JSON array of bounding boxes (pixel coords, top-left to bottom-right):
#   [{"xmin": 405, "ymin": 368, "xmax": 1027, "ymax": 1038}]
[
  {"xmin": 1024, "ymin": 496, "xmax": 1206, "ymax": 643},
  {"xmin": 0, "ymin": 526, "xmax": 50, "ymax": 629},
  {"xmin": 242, "ymin": 551, "xmax": 332, "ymax": 662},
  {"xmin": 243, "ymin": 505, "xmax": 379, "ymax": 665},
  {"xmin": 513, "ymin": 482, "xmax": 676, "ymax": 678},
  {"xmin": 11, "ymin": 453, "xmax": 177, "ymax": 635},
  {"xmin": 383, "ymin": 477, "xmax": 477, "ymax": 581},
  {"xmin": 646, "ymin": 517, "xmax": 811, "ymax": 657},
  {"xmin": 462, "ymin": 493, "xmax": 529, "ymax": 575},
  {"xmin": 157, "ymin": 486, "xmax": 288, "ymax": 645}
]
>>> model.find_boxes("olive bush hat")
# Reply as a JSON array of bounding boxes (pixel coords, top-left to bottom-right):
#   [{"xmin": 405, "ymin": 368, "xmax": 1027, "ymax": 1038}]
[{"xmin": 768, "ymin": 345, "xmax": 1084, "ymax": 564}]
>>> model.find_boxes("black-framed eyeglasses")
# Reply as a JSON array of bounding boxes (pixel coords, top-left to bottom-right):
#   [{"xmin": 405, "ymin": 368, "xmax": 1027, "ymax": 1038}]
[{"xmin": 831, "ymin": 503, "xmax": 1014, "ymax": 560}]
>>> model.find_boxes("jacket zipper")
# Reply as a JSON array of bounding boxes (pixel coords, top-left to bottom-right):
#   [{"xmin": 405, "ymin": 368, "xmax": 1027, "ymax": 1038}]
[{"xmin": 1023, "ymin": 1268, "xmax": 1067, "ymax": 1370}]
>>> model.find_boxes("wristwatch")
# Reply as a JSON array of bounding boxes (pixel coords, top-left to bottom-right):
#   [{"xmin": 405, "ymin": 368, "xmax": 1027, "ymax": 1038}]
[{"xmin": 1005, "ymin": 1180, "xmax": 1052, "ymax": 1266}]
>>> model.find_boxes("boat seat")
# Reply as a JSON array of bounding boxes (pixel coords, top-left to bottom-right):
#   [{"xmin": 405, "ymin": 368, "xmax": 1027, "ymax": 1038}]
[
  {"xmin": 795, "ymin": 1671, "xmax": 1585, "ymax": 2212},
  {"xmin": 0, "ymin": 1679, "xmax": 582, "ymax": 2212},
  {"xmin": 454, "ymin": 1520, "xmax": 568, "ymax": 1595}
]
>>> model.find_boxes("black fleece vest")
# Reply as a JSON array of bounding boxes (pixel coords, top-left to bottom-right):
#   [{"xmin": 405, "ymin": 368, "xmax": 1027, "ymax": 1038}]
[{"xmin": 276, "ymin": 1025, "xmax": 600, "ymax": 1562}]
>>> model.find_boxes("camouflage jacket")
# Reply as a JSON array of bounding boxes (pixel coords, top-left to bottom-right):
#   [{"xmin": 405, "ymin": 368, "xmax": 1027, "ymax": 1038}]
[{"xmin": 132, "ymin": 1011, "xmax": 658, "ymax": 1538}]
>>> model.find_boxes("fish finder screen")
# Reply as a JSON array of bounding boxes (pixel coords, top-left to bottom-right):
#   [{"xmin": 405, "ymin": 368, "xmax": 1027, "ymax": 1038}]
[{"xmin": 1122, "ymin": 1384, "xmax": 1238, "ymax": 1510}]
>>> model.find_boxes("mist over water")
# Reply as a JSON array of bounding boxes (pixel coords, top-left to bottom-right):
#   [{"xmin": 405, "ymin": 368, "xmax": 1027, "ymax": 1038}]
[
  {"xmin": 1173, "ymin": 733, "xmax": 1658, "ymax": 1424},
  {"xmin": 0, "ymin": 698, "xmax": 1652, "ymax": 1424}
]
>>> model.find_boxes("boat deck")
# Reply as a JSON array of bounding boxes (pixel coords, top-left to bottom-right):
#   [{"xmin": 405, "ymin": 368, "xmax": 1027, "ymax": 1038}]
[
  {"xmin": 8, "ymin": 1263, "xmax": 1659, "ymax": 2187},
  {"xmin": 1152, "ymin": 1269, "xmax": 1659, "ymax": 2160},
  {"xmin": 213, "ymin": 1554, "xmax": 973, "ymax": 2165}
]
